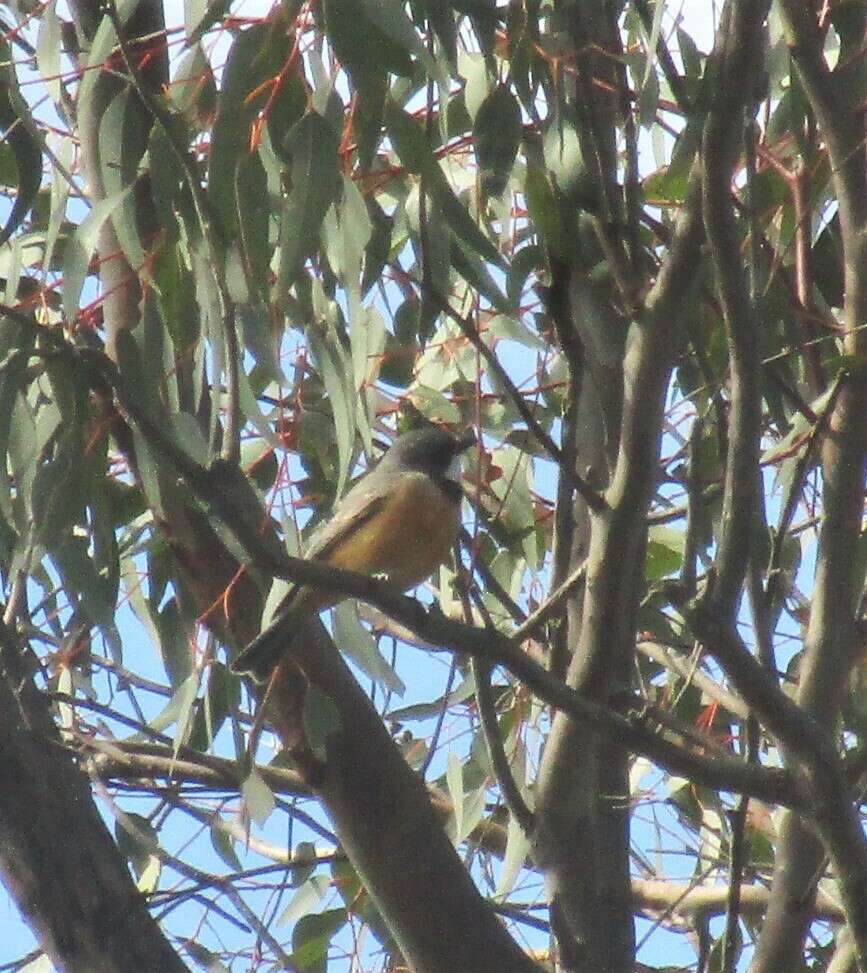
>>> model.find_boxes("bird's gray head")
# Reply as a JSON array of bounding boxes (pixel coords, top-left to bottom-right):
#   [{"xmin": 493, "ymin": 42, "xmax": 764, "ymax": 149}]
[{"xmin": 380, "ymin": 427, "xmax": 475, "ymax": 481}]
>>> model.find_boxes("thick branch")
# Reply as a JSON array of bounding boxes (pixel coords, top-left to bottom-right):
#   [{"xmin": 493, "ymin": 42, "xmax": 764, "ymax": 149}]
[
  {"xmin": 0, "ymin": 635, "xmax": 188, "ymax": 973},
  {"xmin": 3, "ymin": 312, "xmax": 804, "ymax": 811},
  {"xmin": 689, "ymin": 602, "xmax": 867, "ymax": 969},
  {"xmin": 751, "ymin": 4, "xmax": 867, "ymax": 969}
]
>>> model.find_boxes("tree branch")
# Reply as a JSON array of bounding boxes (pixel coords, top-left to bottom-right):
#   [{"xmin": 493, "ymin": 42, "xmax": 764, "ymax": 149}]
[
  {"xmin": 471, "ymin": 658, "xmax": 536, "ymax": 835},
  {"xmin": 5, "ymin": 309, "xmax": 801, "ymax": 811},
  {"xmin": 0, "ymin": 628, "xmax": 188, "ymax": 973},
  {"xmin": 688, "ymin": 600, "xmax": 867, "ymax": 969},
  {"xmin": 750, "ymin": 2, "xmax": 867, "ymax": 967},
  {"xmin": 700, "ymin": 0, "xmax": 767, "ymax": 622}
]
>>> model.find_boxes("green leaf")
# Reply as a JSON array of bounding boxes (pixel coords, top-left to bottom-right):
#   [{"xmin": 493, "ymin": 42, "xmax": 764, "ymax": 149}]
[
  {"xmin": 460, "ymin": 52, "xmax": 492, "ymax": 121},
  {"xmin": 19, "ymin": 955, "xmax": 52, "ymax": 973},
  {"xmin": 36, "ymin": 2, "xmax": 62, "ymax": 106},
  {"xmin": 62, "ymin": 186, "xmax": 135, "ymax": 320},
  {"xmin": 277, "ymin": 112, "xmax": 342, "ymax": 297},
  {"xmin": 146, "ymin": 124, "xmax": 183, "ymax": 240},
  {"xmin": 407, "ymin": 385, "xmax": 462, "ymax": 424},
  {"xmin": 146, "ymin": 670, "xmax": 200, "ymax": 738},
  {"xmin": 497, "ymin": 810, "xmax": 531, "ymax": 897},
  {"xmin": 446, "ymin": 750, "xmax": 464, "ymax": 840},
  {"xmin": 241, "ymin": 768, "xmax": 276, "ymax": 826},
  {"xmin": 361, "ymin": 199, "xmax": 393, "ymax": 295},
  {"xmin": 406, "ymin": 182, "xmax": 451, "ymax": 297},
  {"xmin": 32, "ymin": 426, "xmax": 87, "ymax": 543},
  {"xmin": 237, "ymin": 300, "xmax": 281, "ymax": 382},
  {"xmin": 707, "ymin": 924, "xmax": 743, "ymax": 973},
  {"xmin": 234, "ymin": 152, "xmax": 271, "ymax": 296},
  {"xmin": 171, "ymin": 42, "xmax": 217, "ymax": 123},
  {"xmin": 308, "ymin": 294, "xmax": 355, "ymax": 496},
  {"xmin": 291, "ymin": 909, "xmax": 347, "ymax": 973},
  {"xmin": 186, "ymin": 942, "xmax": 230, "ymax": 973},
  {"xmin": 190, "ymin": 662, "xmax": 240, "ymax": 751},
  {"xmin": 505, "ymin": 244, "xmax": 540, "ymax": 307},
  {"xmin": 303, "ymin": 686, "xmax": 341, "ymax": 762},
  {"xmin": 677, "ymin": 26, "xmax": 703, "ymax": 84},
  {"xmin": 208, "ymin": 20, "xmax": 293, "ymax": 237},
  {"xmin": 487, "ymin": 313, "xmax": 545, "ymax": 349},
  {"xmin": 330, "ymin": 858, "xmax": 395, "ymax": 947},
  {"xmin": 115, "ymin": 812, "xmax": 159, "ymax": 877},
  {"xmin": 332, "ymin": 602, "xmax": 405, "ymax": 694},
  {"xmin": 0, "ymin": 50, "xmax": 40, "ymax": 246},
  {"xmin": 761, "ymin": 383, "xmax": 838, "ymax": 465},
  {"xmin": 359, "ymin": 0, "xmax": 442, "ymax": 81},
  {"xmin": 473, "ymin": 85, "xmax": 522, "ymax": 197},
  {"xmin": 155, "ymin": 598, "xmax": 193, "ymax": 687},
  {"xmin": 524, "ymin": 164, "xmax": 571, "ymax": 258},
  {"xmin": 278, "ymin": 874, "xmax": 330, "ymax": 927},
  {"xmin": 183, "ymin": 0, "xmax": 223, "ymax": 42},
  {"xmin": 152, "ymin": 241, "xmax": 200, "ymax": 345},
  {"xmin": 428, "ymin": 1, "xmax": 458, "ymax": 68},
  {"xmin": 490, "ymin": 446, "xmax": 534, "ymax": 536},
  {"xmin": 44, "ymin": 133, "xmax": 73, "ymax": 273},
  {"xmin": 0, "ymin": 333, "xmax": 32, "ymax": 529},
  {"xmin": 289, "ymin": 841, "xmax": 319, "ymax": 888},
  {"xmin": 322, "ymin": 177, "xmax": 373, "ymax": 385},
  {"xmin": 385, "ymin": 100, "xmax": 503, "ymax": 267},
  {"xmin": 646, "ymin": 526, "xmax": 685, "ymax": 580},
  {"xmin": 323, "ymin": 0, "xmax": 411, "ymax": 88},
  {"xmin": 0, "ymin": 144, "xmax": 21, "ymax": 190},
  {"xmin": 174, "ymin": 671, "xmax": 200, "ymax": 754},
  {"xmin": 210, "ymin": 819, "xmax": 243, "ymax": 872},
  {"xmin": 643, "ymin": 165, "xmax": 692, "ymax": 205},
  {"xmin": 98, "ymin": 89, "xmax": 146, "ymax": 268},
  {"xmin": 450, "ymin": 239, "xmax": 514, "ymax": 313},
  {"xmin": 387, "ymin": 679, "xmax": 476, "ymax": 722}
]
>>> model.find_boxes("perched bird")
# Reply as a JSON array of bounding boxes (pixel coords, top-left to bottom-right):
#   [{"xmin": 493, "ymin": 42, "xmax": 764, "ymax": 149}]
[{"xmin": 231, "ymin": 426, "xmax": 474, "ymax": 681}]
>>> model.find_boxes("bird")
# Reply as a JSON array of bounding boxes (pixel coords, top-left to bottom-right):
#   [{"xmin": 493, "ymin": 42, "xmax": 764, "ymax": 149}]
[{"xmin": 231, "ymin": 426, "xmax": 474, "ymax": 681}]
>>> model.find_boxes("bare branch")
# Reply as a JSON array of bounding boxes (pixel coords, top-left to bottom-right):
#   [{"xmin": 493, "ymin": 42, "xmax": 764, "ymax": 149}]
[
  {"xmin": 700, "ymin": 0, "xmax": 768, "ymax": 620},
  {"xmin": 688, "ymin": 600, "xmax": 867, "ymax": 968},
  {"xmin": 0, "ymin": 629, "xmax": 188, "ymax": 973}
]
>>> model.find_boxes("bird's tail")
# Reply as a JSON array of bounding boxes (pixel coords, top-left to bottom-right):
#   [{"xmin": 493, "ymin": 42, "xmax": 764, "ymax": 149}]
[{"xmin": 230, "ymin": 613, "xmax": 297, "ymax": 682}]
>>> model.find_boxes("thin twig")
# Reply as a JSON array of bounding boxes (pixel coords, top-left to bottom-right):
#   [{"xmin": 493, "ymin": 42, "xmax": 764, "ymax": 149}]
[
  {"xmin": 511, "ymin": 562, "xmax": 586, "ymax": 645},
  {"xmin": 722, "ymin": 716, "xmax": 759, "ymax": 973},
  {"xmin": 431, "ymin": 291, "xmax": 606, "ymax": 512},
  {"xmin": 632, "ymin": 0, "xmax": 691, "ymax": 113}
]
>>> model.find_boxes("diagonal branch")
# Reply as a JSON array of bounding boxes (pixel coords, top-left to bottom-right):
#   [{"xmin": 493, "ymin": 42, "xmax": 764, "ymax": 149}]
[
  {"xmin": 688, "ymin": 600, "xmax": 867, "ymax": 969},
  {"xmin": 0, "ymin": 624, "xmax": 189, "ymax": 973}
]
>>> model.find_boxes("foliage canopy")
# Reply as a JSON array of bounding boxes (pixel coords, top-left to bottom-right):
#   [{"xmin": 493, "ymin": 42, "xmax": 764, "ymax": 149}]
[{"xmin": 0, "ymin": 0, "xmax": 866, "ymax": 971}]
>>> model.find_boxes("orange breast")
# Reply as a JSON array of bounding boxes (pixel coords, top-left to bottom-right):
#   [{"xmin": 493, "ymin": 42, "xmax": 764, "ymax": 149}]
[{"xmin": 325, "ymin": 472, "xmax": 460, "ymax": 591}]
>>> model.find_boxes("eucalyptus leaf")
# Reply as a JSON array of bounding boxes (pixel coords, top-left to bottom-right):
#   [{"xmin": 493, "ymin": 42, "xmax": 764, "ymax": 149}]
[
  {"xmin": 0, "ymin": 40, "xmax": 42, "ymax": 246},
  {"xmin": 473, "ymin": 85, "xmax": 522, "ymax": 198}
]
